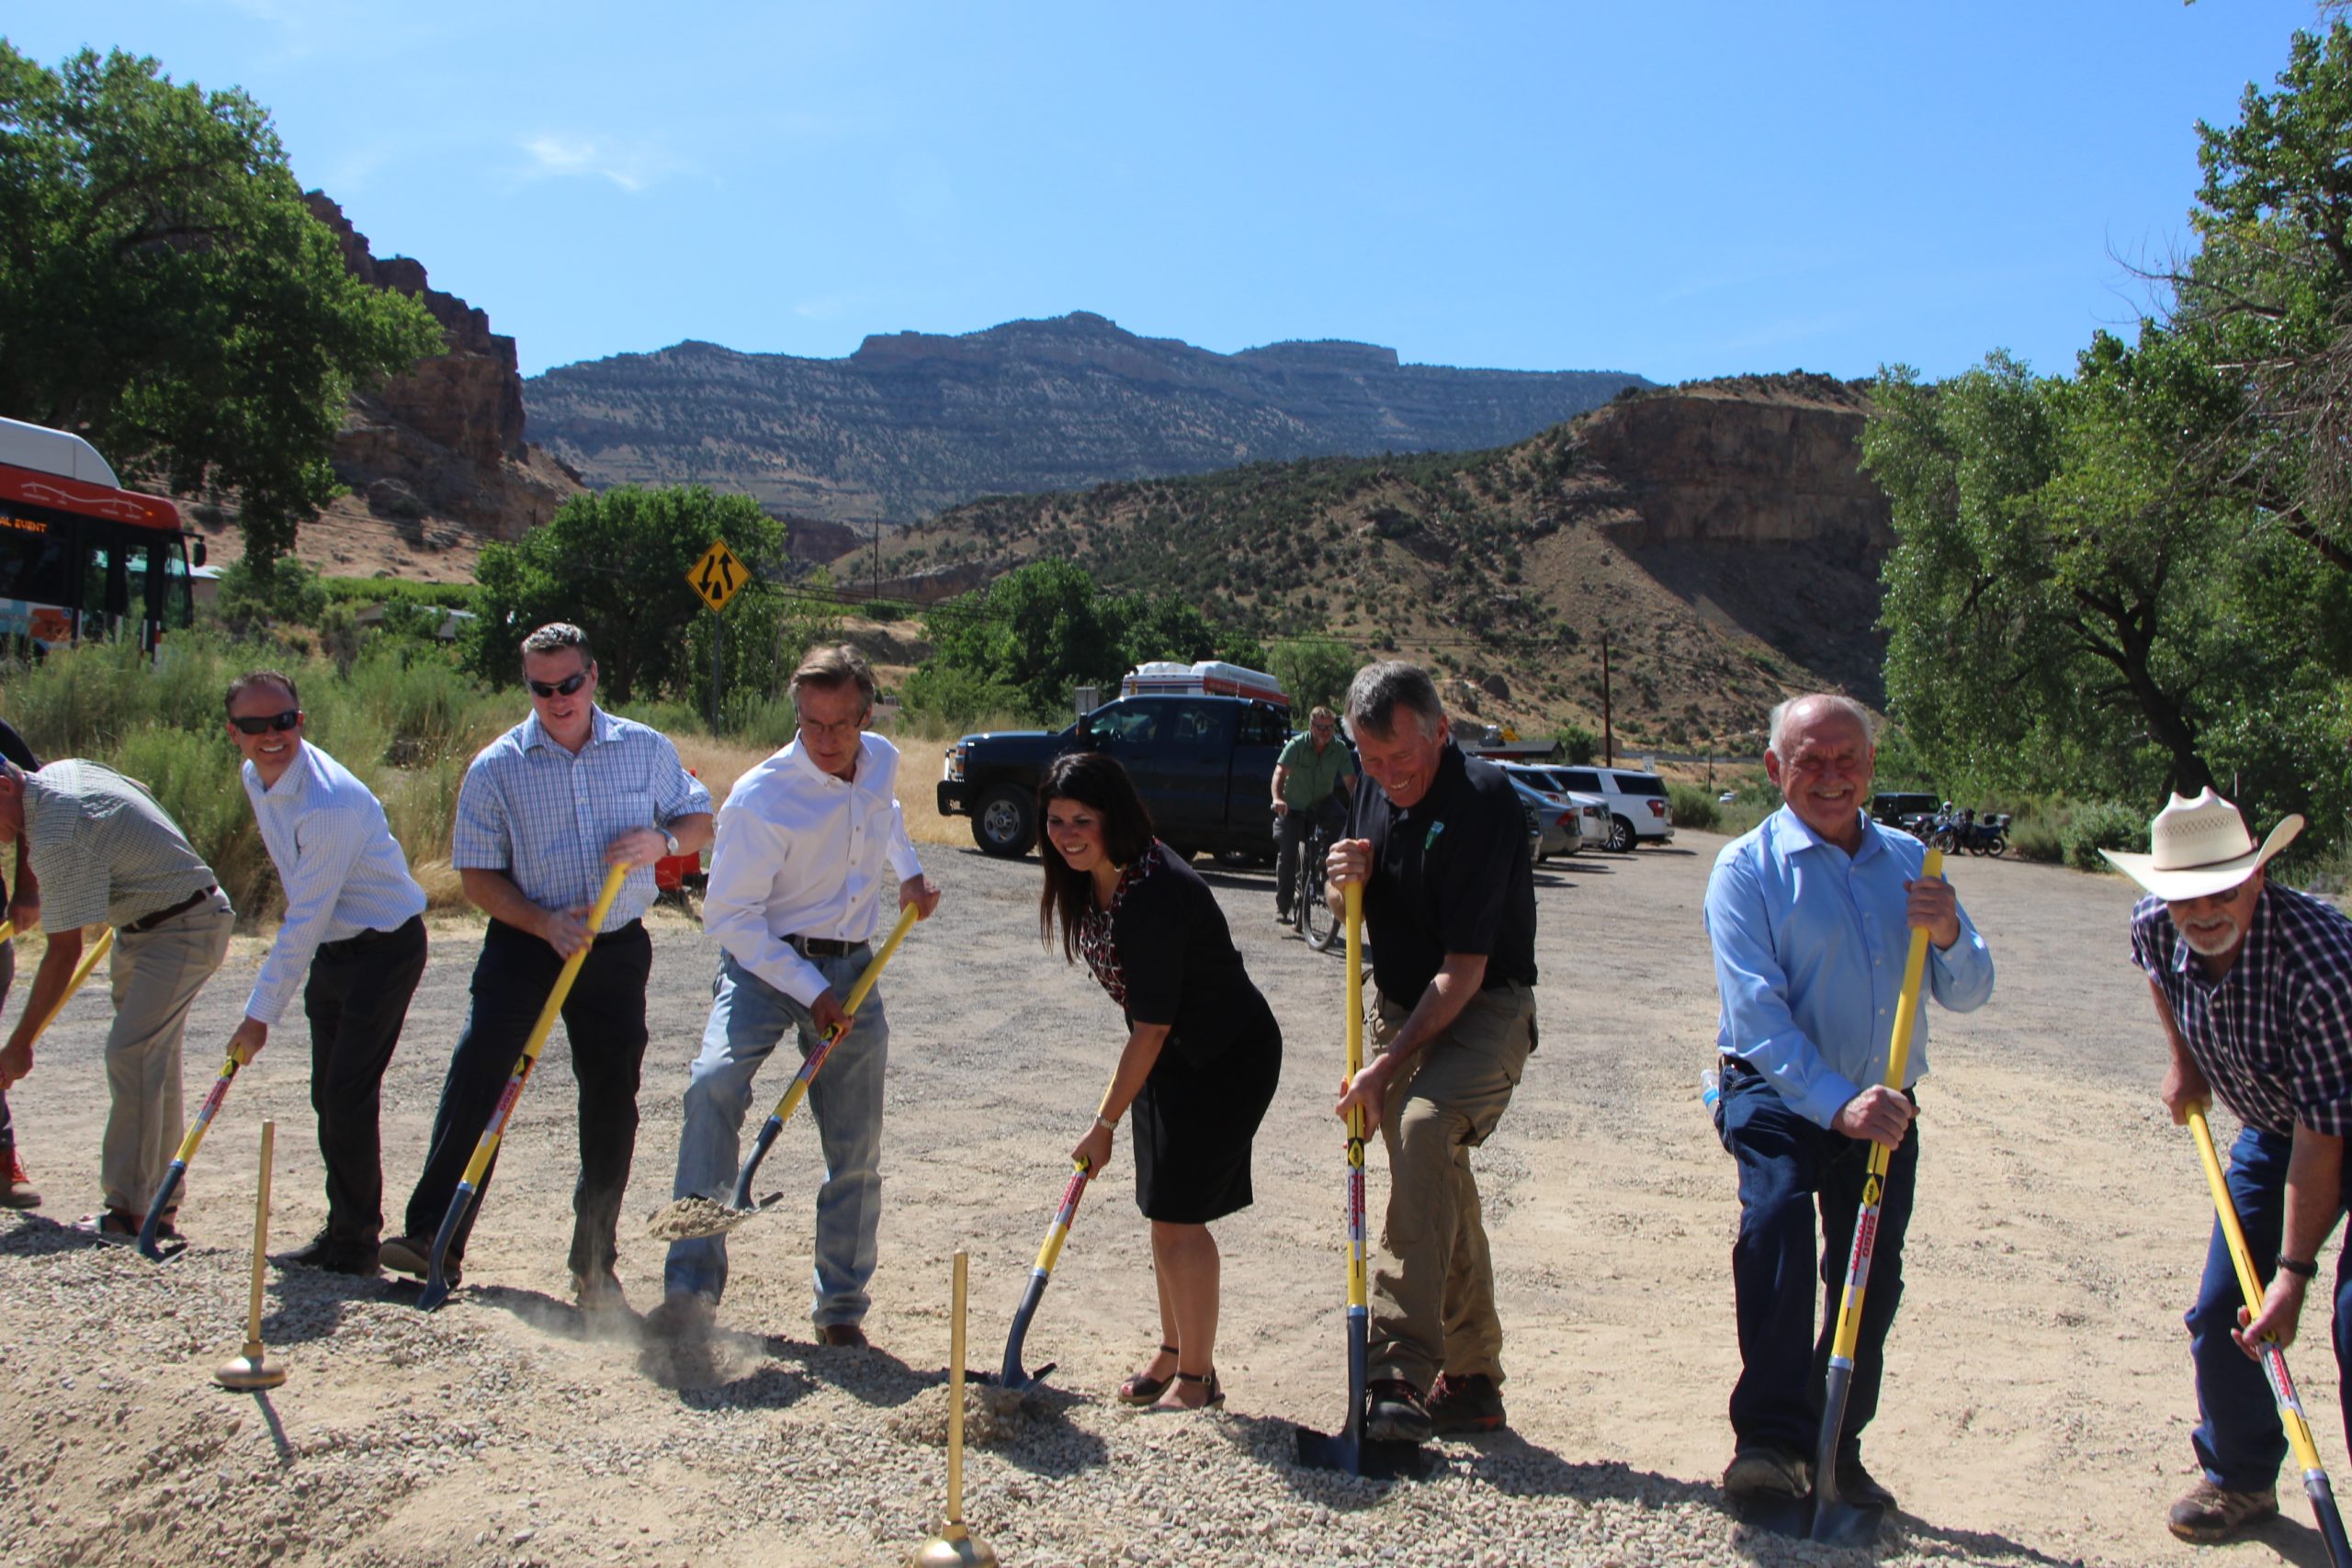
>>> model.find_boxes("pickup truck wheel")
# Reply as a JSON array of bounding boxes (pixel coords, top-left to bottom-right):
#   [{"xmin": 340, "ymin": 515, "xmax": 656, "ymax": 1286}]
[
  {"xmin": 1606, "ymin": 815, "xmax": 1637, "ymax": 853},
  {"xmin": 972, "ymin": 785, "xmax": 1035, "ymax": 859}
]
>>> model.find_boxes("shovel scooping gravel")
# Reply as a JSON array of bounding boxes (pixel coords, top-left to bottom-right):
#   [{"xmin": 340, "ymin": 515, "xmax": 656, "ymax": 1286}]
[
  {"xmin": 415, "ymin": 862, "xmax": 631, "ymax": 1311},
  {"xmin": 994, "ymin": 1156, "xmax": 1091, "ymax": 1391},
  {"xmin": 137, "ymin": 1046, "xmax": 239, "ymax": 1260},
  {"xmin": 2188, "ymin": 1103, "xmax": 2352, "ymax": 1568},
  {"xmin": 642, "ymin": 902, "xmax": 920, "ymax": 1243}
]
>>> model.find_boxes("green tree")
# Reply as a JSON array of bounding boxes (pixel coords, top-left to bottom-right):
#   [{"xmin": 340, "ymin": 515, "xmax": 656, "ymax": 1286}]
[
  {"xmin": 1267, "ymin": 637, "xmax": 1358, "ymax": 712},
  {"xmin": 0, "ymin": 46, "xmax": 442, "ymax": 570},
  {"xmin": 467, "ymin": 486, "xmax": 787, "ymax": 703}
]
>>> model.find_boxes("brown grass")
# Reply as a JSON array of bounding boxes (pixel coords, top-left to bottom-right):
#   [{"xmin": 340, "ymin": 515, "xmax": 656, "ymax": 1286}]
[{"xmin": 672, "ymin": 735, "xmax": 781, "ymax": 807}]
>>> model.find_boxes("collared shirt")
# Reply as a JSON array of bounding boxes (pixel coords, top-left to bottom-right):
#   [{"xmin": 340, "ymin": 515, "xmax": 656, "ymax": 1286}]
[
  {"xmin": 1348, "ymin": 740, "xmax": 1537, "ymax": 1004},
  {"xmin": 2131, "ymin": 884, "xmax": 2352, "ymax": 1138},
  {"xmin": 701, "ymin": 731, "xmax": 922, "ymax": 1007},
  {"xmin": 1706, "ymin": 805, "xmax": 1996, "ymax": 1128},
  {"xmin": 240, "ymin": 739, "xmax": 427, "ymax": 1026},
  {"xmin": 1276, "ymin": 732, "xmax": 1356, "ymax": 810},
  {"xmin": 450, "ymin": 707, "xmax": 710, "ymax": 932},
  {"xmin": 20, "ymin": 759, "xmax": 219, "ymax": 931}
]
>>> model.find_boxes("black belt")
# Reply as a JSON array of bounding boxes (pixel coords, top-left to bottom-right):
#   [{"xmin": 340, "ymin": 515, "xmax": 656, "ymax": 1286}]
[
  {"xmin": 123, "ymin": 886, "xmax": 218, "ymax": 934},
  {"xmin": 788, "ymin": 934, "xmax": 868, "ymax": 958},
  {"xmin": 318, "ymin": 914, "xmax": 424, "ymax": 958}
]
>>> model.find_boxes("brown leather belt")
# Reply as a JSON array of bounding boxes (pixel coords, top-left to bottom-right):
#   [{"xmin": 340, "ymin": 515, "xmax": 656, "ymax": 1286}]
[{"xmin": 123, "ymin": 886, "xmax": 219, "ymax": 934}]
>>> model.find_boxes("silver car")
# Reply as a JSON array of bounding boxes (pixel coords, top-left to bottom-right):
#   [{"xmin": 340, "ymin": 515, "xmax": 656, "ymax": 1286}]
[{"xmin": 1502, "ymin": 769, "xmax": 1585, "ymax": 863}]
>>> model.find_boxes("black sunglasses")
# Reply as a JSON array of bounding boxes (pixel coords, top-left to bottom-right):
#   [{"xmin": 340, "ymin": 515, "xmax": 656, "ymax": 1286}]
[
  {"xmin": 527, "ymin": 671, "xmax": 591, "ymax": 699},
  {"xmin": 230, "ymin": 710, "xmax": 300, "ymax": 736}
]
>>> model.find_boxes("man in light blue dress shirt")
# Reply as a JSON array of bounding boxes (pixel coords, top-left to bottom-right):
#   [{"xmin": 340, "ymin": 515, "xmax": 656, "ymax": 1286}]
[
  {"xmin": 1706, "ymin": 694, "xmax": 1995, "ymax": 1514},
  {"xmin": 378, "ymin": 624, "xmax": 713, "ymax": 1308},
  {"xmin": 224, "ymin": 670, "xmax": 429, "ymax": 1276}
]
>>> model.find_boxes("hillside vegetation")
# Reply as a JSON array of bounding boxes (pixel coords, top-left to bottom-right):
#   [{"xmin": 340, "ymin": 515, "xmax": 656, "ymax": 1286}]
[{"xmin": 864, "ymin": 376, "xmax": 1890, "ymax": 750}]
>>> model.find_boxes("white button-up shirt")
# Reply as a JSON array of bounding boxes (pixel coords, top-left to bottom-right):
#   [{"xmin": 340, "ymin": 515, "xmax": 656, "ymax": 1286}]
[
  {"xmin": 702, "ymin": 732, "xmax": 923, "ymax": 1007},
  {"xmin": 242, "ymin": 739, "xmax": 428, "ymax": 1026}
]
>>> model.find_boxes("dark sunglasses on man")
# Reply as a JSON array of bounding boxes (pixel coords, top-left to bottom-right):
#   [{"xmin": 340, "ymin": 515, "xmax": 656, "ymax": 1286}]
[
  {"xmin": 230, "ymin": 710, "xmax": 301, "ymax": 736},
  {"xmin": 527, "ymin": 671, "xmax": 591, "ymax": 699}
]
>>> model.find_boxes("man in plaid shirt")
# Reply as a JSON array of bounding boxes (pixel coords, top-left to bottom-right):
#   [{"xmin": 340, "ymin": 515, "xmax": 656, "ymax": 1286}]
[
  {"xmin": 379, "ymin": 623, "xmax": 712, "ymax": 1308},
  {"xmin": 2107, "ymin": 789, "xmax": 2352, "ymax": 1544}
]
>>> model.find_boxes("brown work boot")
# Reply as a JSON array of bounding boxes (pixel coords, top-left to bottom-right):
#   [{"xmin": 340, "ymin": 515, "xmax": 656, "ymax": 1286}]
[
  {"xmin": 2167, "ymin": 1478, "xmax": 2278, "ymax": 1542},
  {"xmin": 817, "ymin": 1322, "xmax": 869, "ymax": 1349},
  {"xmin": 1, "ymin": 1148, "xmax": 40, "ymax": 1209},
  {"xmin": 1723, "ymin": 1442, "xmax": 1810, "ymax": 1502}
]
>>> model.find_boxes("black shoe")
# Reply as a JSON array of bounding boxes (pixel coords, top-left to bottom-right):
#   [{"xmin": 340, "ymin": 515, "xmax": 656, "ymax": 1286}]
[
  {"xmin": 1835, "ymin": 1452, "xmax": 1896, "ymax": 1512},
  {"xmin": 817, "ymin": 1322, "xmax": 869, "ymax": 1348},
  {"xmin": 1428, "ymin": 1371, "xmax": 1506, "ymax": 1434},
  {"xmin": 278, "ymin": 1231, "xmax": 381, "ymax": 1276},
  {"xmin": 1364, "ymin": 1378, "xmax": 1433, "ymax": 1444},
  {"xmin": 1723, "ymin": 1442, "xmax": 1809, "ymax": 1502},
  {"xmin": 378, "ymin": 1235, "xmax": 458, "ymax": 1286}
]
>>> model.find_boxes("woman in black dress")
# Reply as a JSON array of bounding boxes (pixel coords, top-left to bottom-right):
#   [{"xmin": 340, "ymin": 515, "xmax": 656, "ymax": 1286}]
[{"xmin": 1037, "ymin": 752, "xmax": 1282, "ymax": 1411}]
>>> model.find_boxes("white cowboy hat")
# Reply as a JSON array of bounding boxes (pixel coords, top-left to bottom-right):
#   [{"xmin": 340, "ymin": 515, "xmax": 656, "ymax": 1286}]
[{"xmin": 2098, "ymin": 788, "xmax": 2303, "ymax": 900}]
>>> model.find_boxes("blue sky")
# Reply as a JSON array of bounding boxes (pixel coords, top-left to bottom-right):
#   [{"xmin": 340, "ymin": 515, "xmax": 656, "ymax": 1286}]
[{"xmin": 15, "ymin": 2, "xmax": 2330, "ymax": 382}]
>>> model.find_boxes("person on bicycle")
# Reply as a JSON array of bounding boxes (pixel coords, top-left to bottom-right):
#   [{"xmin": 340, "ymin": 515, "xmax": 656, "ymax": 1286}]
[{"xmin": 1271, "ymin": 705, "xmax": 1355, "ymax": 924}]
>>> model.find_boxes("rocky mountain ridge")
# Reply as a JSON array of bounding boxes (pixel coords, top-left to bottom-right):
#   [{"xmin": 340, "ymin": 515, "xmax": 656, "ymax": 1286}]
[
  {"xmin": 851, "ymin": 375, "xmax": 1889, "ymax": 747},
  {"xmin": 523, "ymin": 311, "xmax": 1650, "ymax": 527}
]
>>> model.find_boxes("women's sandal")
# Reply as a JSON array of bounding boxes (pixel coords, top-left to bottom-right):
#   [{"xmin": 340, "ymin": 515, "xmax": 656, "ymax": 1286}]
[
  {"xmin": 1161, "ymin": 1370, "xmax": 1224, "ymax": 1411},
  {"xmin": 1117, "ymin": 1345, "xmax": 1179, "ymax": 1405}
]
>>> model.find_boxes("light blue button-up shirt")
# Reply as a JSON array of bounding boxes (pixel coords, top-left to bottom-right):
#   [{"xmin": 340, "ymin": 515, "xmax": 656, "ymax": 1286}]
[
  {"xmin": 1704, "ymin": 806, "xmax": 1996, "ymax": 1128},
  {"xmin": 451, "ymin": 707, "xmax": 711, "ymax": 932}
]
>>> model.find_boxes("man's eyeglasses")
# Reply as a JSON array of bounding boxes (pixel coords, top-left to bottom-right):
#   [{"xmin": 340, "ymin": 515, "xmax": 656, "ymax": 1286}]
[
  {"xmin": 230, "ymin": 710, "xmax": 300, "ymax": 736},
  {"xmin": 527, "ymin": 671, "xmax": 591, "ymax": 699}
]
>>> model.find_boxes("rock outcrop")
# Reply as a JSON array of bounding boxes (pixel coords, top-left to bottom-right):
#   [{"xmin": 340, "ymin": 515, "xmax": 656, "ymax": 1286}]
[
  {"xmin": 301, "ymin": 192, "xmax": 582, "ymax": 556},
  {"xmin": 525, "ymin": 311, "xmax": 1650, "ymax": 526}
]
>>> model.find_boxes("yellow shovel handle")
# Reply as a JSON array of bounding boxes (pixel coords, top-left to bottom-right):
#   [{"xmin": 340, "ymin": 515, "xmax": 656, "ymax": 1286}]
[
  {"xmin": 2188, "ymin": 1105, "xmax": 2333, "ymax": 1477},
  {"xmin": 454, "ymin": 863, "xmax": 629, "ymax": 1190},
  {"xmin": 34, "ymin": 927, "xmax": 114, "ymax": 1042},
  {"xmin": 1343, "ymin": 882, "xmax": 1368, "ymax": 1312},
  {"xmin": 767, "ymin": 901, "xmax": 921, "ymax": 1126}
]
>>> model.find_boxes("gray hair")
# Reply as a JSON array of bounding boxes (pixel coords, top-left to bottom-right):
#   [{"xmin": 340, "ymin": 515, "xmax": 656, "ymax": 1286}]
[
  {"xmin": 520, "ymin": 621, "xmax": 593, "ymax": 667},
  {"xmin": 789, "ymin": 643, "xmax": 877, "ymax": 715},
  {"xmin": 1344, "ymin": 661, "xmax": 1444, "ymax": 741},
  {"xmin": 1767, "ymin": 694, "xmax": 1875, "ymax": 759}
]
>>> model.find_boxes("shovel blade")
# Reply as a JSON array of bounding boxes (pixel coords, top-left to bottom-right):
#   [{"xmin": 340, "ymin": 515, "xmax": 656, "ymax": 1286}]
[
  {"xmin": 1810, "ymin": 1496, "xmax": 1886, "ymax": 1548},
  {"xmin": 1293, "ymin": 1423, "xmax": 1429, "ymax": 1480},
  {"xmin": 994, "ymin": 1359, "xmax": 1053, "ymax": 1392}
]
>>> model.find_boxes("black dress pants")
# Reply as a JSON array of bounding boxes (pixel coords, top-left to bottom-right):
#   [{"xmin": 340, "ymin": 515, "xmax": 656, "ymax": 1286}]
[
  {"xmin": 304, "ymin": 915, "xmax": 428, "ymax": 1248},
  {"xmin": 403, "ymin": 918, "xmax": 651, "ymax": 1277}
]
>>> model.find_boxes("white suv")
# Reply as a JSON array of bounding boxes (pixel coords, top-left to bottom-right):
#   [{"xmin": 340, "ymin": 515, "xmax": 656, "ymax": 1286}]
[{"xmin": 1544, "ymin": 765, "xmax": 1675, "ymax": 852}]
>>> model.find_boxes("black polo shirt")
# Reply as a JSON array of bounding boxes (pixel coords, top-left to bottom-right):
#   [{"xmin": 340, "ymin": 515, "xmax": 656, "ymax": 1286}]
[{"xmin": 1349, "ymin": 740, "xmax": 1537, "ymax": 1004}]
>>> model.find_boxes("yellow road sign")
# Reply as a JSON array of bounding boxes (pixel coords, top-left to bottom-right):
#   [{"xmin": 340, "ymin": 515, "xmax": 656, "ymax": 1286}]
[{"xmin": 687, "ymin": 539, "xmax": 747, "ymax": 613}]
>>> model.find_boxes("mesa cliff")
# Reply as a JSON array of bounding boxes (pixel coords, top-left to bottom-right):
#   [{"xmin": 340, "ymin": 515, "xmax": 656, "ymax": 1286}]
[
  {"xmin": 523, "ymin": 311, "xmax": 1650, "ymax": 527},
  {"xmin": 851, "ymin": 374, "xmax": 1890, "ymax": 747}
]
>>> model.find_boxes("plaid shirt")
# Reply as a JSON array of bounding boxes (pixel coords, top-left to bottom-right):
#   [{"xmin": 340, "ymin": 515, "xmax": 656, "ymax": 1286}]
[
  {"xmin": 20, "ymin": 760, "xmax": 218, "ymax": 931},
  {"xmin": 2132, "ymin": 884, "xmax": 2352, "ymax": 1137},
  {"xmin": 451, "ymin": 707, "xmax": 710, "ymax": 932}
]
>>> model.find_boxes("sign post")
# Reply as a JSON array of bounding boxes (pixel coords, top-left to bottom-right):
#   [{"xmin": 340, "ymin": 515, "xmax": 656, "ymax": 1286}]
[{"xmin": 686, "ymin": 539, "xmax": 747, "ymax": 728}]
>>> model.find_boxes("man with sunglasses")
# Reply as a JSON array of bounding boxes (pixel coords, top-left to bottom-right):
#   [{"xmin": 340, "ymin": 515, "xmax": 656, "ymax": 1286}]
[
  {"xmin": 379, "ymin": 623, "xmax": 712, "ymax": 1309},
  {"xmin": 0, "ymin": 752, "xmax": 233, "ymax": 1239},
  {"xmin": 652, "ymin": 643, "xmax": 938, "ymax": 1349},
  {"xmin": 223, "ymin": 671, "xmax": 428, "ymax": 1275}
]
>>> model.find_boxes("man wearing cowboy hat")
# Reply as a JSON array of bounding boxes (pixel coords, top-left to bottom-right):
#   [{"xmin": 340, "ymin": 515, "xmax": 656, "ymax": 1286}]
[{"xmin": 2107, "ymin": 789, "xmax": 2352, "ymax": 1544}]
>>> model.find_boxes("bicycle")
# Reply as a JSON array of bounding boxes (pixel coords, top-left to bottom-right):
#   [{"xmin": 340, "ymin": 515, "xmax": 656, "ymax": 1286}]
[{"xmin": 1292, "ymin": 816, "xmax": 1344, "ymax": 954}]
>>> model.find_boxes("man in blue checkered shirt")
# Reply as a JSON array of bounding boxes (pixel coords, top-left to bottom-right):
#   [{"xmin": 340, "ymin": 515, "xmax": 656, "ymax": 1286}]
[
  {"xmin": 379, "ymin": 623, "xmax": 712, "ymax": 1309},
  {"xmin": 2107, "ymin": 789, "xmax": 2352, "ymax": 1545}
]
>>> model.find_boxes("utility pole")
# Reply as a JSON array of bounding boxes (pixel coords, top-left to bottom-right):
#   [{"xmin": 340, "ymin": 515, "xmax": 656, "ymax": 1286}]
[{"xmin": 1600, "ymin": 633, "xmax": 1614, "ymax": 768}]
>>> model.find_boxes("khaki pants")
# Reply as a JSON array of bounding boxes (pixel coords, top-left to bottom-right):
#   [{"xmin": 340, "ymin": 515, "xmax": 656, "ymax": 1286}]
[
  {"xmin": 101, "ymin": 899, "xmax": 233, "ymax": 1216},
  {"xmin": 1368, "ymin": 980, "xmax": 1534, "ymax": 1392}
]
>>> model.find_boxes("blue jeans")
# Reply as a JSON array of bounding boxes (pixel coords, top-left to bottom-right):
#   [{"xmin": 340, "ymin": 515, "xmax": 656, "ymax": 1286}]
[
  {"xmin": 1715, "ymin": 1060, "xmax": 1919, "ymax": 1459},
  {"xmin": 2188, "ymin": 1124, "xmax": 2352, "ymax": 1490},
  {"xmin": 663, "ymin": 948, "xmax": 888, "ymax": 1325}
]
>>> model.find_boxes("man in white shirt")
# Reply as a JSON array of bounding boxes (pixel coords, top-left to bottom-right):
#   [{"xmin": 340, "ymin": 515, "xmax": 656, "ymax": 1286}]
[
  {"xmin": 657, "ymin": 644, "xmax": 939, "ymax": 1346},
  {"xmin": 224, "ymin": 671, "xmax": 429, "ymax": 1276}
]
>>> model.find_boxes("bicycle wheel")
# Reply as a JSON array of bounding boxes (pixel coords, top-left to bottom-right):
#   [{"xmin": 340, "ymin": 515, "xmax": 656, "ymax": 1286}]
[{"xmin": 1301, "ymin": 843, "xmax": 1341, "ymax": 952}]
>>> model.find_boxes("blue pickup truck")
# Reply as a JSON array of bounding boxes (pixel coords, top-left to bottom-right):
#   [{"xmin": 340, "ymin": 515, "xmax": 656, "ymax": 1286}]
[{"xmin": 936, "ymin": 694, "xmax": 1292, "ymax": 860}]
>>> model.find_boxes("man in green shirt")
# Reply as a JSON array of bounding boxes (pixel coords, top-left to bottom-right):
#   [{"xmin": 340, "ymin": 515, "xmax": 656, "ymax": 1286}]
[{"xmin": 1271, "ymin": 705, "xmax": 1357, "ymax": 923}]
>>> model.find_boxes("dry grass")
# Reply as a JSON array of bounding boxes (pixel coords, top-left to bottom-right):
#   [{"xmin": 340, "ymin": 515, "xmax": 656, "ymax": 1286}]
[{"xmin": 671, "ymin": 734, "xmax": 781, "ymax": 807}]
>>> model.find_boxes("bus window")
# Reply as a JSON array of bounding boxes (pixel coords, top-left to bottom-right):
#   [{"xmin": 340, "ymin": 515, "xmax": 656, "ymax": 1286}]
[{"xmin": 0, "ymin": 517, "xmax": 75, "ymax": 608}]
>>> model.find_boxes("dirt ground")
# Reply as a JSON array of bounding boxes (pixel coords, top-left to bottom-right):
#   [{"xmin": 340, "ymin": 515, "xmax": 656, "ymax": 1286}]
[{"xmin": 0, "ymin": 832, "xmax": 2335, "ymax": 1567}]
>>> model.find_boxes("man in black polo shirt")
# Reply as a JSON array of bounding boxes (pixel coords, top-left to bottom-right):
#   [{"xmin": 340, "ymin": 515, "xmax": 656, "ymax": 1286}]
[{"xmin": 1328, "ymin": 660, "xmax": 1538, "ymax": 1444}]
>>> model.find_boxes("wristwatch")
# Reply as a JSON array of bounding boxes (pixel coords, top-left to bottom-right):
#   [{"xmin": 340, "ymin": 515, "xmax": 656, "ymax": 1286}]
[{"xmin": 662, "ymin": 829, "xmax": 682, "ymax": 857}]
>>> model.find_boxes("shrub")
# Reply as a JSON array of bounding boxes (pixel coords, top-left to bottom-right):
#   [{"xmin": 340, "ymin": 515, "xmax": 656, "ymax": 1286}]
[
  {"xmin": 2061, "ymin": 800, "xmax": 2143, "ymax": 873},
  {"xmin": 1555, "ymin": 723, "xmax": 1600, "ymax": 765},
  {"xmin": 1667, "ymin": 782, "xmax": 1722, "ymax": 831}
]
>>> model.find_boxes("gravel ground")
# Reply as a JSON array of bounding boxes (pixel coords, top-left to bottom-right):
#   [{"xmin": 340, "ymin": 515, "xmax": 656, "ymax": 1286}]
[{"xmin": 0, "ymin": 837, "xmax": 2320, "ymax": 1566}]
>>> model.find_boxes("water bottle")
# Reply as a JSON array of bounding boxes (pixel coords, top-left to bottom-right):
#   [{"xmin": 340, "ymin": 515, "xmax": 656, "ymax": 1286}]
[{"xmin": 1701, "ymin": 1067, "xmax": 1722, "ymax": 1112}]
